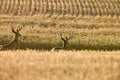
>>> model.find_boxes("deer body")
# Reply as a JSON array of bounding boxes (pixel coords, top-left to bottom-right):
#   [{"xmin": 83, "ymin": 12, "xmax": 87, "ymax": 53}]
[
  {"xmin": 0, "ymin": 24, "xmax": 23, "ymax": 50},
  {"xmin": 1, "ymin": 37, "xmax": 20, "ymax": 50},
  {"xmin": 51, "ymin": 34, "xmax": 73, "ymax": 51}
]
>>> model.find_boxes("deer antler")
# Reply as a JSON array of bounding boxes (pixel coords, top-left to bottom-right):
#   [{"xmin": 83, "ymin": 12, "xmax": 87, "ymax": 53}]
[
  {"xmin": 11, "ymin": 24, "xmax": 16, "ymax": 33},
  {"xmin": 59, "ymin": 33, "xmax": 63, "ymax": 38},
  {"xmin": 17, "ymin": 25, "xmax": 24, "ymax": 32},
  {"xmin": 67, "ymin": 35, "xmax": 74, "ymax": 40},
  {"xmin": 66, "ymin": 34, "xmax": 74, "ymax": 40},
  {"xmin": 59, "ymin": 33, "xmax": 66, "ymax": 41}
]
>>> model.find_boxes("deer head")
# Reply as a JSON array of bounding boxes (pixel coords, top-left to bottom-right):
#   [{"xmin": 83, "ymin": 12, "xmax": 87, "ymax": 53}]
[
  {"xmin": 59, "ymin": 33, "xmax": 74, "ymax": 48},
  {"xmin": 11, "ymin": 24, "xmax": 24, "ymax": 39}
]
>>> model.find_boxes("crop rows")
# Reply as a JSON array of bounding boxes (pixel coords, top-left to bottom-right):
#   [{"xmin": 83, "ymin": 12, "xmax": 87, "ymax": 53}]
[{"xmin": 0, "ymin": 0, "xmax": 120, "ymax": 16}]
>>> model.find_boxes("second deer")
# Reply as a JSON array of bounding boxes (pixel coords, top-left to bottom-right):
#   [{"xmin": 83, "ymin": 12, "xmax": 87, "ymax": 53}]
[
  {"xmin": 0, "ymin": 24, "xmax": 24, "ymax": 50},
  {"xmin": 51, "ymin": 33, "xmax": 74, "ymax": 51}
]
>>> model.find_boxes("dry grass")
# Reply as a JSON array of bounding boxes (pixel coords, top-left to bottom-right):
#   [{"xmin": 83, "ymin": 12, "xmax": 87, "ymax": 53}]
[
  {"xmin": 1, "ymin": 24, "xmax": 120, "ymax": 50},
  {"xmin": 0, "ymin": 1, "xmax": 120, "ymax": 79},
  {"xmin": 0, "ymin": 50, "xmax": 120, "ymax": 80}
]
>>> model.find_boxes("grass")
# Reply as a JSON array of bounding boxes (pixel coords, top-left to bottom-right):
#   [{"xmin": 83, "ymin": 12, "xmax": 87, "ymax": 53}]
[
  {"xmin": 0, "ymin": 50, "xmax": 120, "ymax": 80},
  {"xmin": 0, "ymin": 22, "xmax": 120, "ymax": 50},
  {"xmin": 0, "ymin": 0, "xmax": 120, "ymax": 80},
  {"xmin": 0, "ymin": 16, "xmax": 120, "ymax": 51}
]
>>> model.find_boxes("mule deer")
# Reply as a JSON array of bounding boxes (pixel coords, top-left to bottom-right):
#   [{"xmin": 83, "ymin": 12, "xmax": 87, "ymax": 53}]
[
  {"xmin": 0, "ymin": 24, "xmax": 24, "ymax": 50},
  {"xmin": 51, "ymin": 33, "xmax": 74, "ymax": 51}
]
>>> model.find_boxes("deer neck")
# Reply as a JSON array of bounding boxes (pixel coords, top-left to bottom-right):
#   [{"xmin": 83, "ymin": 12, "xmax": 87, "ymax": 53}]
[
  {"xmin": 62, "ymin": 41, "xmax": 67, "ymax": 49},
  {"xmin": 14, "ymin": 36, "xmax": 19, "ymax": 42}
]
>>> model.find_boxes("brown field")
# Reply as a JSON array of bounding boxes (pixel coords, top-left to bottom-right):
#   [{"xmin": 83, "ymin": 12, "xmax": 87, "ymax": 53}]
[
  {"xmin": 0, "ymin": 0, "xmax": 120, "ymax": 16},
  {"xmin": 0, "ymin": 0, "xmax": 120, "ymax": 80},
  {"xmin": 0, "ymin": 50, "xmax": 120, "ymax": 80}
]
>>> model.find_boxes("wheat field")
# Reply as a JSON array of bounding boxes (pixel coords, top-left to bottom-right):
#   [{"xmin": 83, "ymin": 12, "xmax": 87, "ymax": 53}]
[
  {"xmin": 0, "ymin": 50, "xmax": 120, "ymax": 80},
  {"xmin": 0, "ymin": 0, "xmax": 120, "ymax": 16},
  {"xmin": 0, "ymin": 0, "xmax": 120, "ymax": 80}
]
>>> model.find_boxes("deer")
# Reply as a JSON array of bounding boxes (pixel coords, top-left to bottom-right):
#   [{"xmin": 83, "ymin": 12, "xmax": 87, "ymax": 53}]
[
  {"xmin": 51, "ymin": 33, "xmax": 74, "ymax": 51},
  {"xmin": 0, "ymin": 24, "xmax": 24, "ymax": 50}
]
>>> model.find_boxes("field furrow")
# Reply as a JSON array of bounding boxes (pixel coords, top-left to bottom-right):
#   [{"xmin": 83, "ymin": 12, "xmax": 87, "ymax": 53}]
[{"xmin": 0, "ymin": 0, "xmax": 119, "ymax": 16}]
